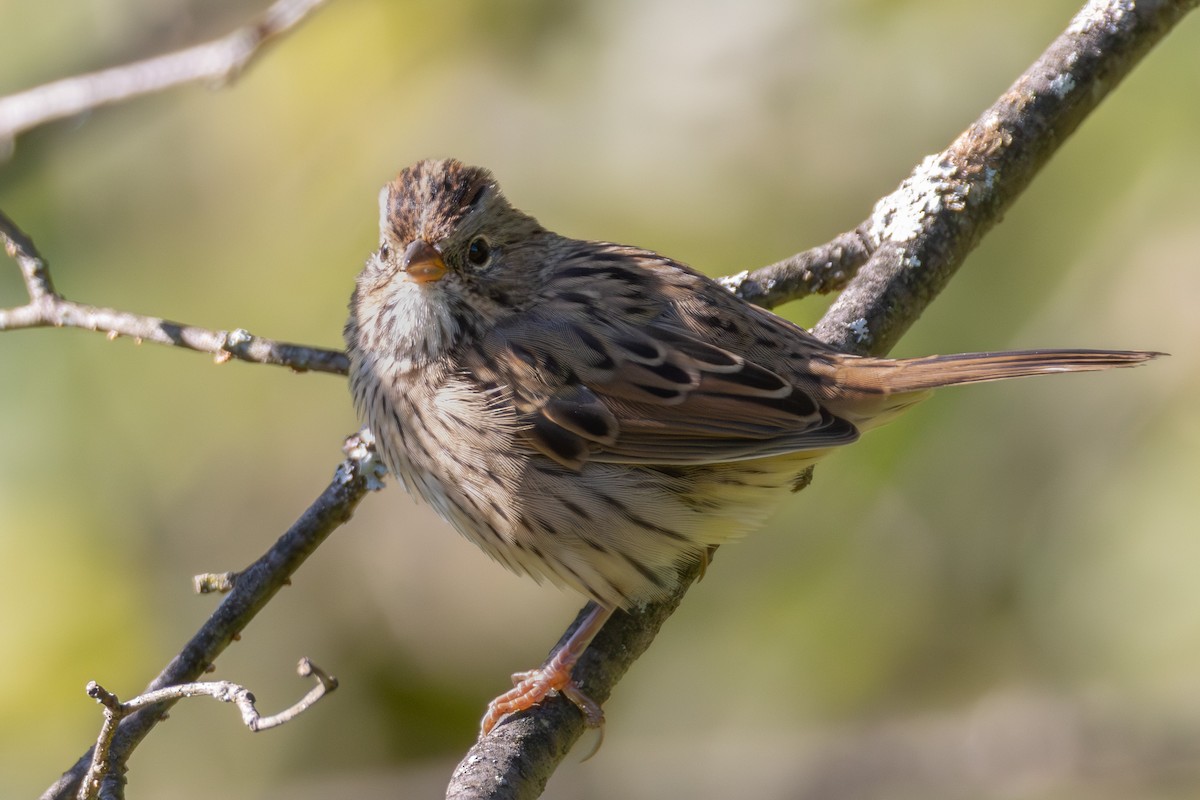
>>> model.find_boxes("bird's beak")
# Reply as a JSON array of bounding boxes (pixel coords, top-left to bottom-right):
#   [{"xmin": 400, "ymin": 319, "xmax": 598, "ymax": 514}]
[{"xmin": 401, "ymin": 239, "xmax": 446, "ymax": 283}]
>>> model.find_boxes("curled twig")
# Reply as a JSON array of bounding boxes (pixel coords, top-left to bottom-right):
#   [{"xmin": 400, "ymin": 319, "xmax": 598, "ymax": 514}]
[
  {"xmin": 79, "ymin": 659, "xmax": 337, "ymax": 799},
  {"xmin": 43, "ymin": 432, "xmax": 383, "ymax": 800},
  {"xmin": 251, "ymin": 658, "xmax": 339, "ymax": 731}
]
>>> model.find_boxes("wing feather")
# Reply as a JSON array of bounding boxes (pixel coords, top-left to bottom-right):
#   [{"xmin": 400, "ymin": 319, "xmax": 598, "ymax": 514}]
[{"xmin": 463, "ymin": 244, "xmax": 859, "ymax": 468}]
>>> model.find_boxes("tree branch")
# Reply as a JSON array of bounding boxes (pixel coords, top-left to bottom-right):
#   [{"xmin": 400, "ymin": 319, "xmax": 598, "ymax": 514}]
[
  {"xmin": 718, "ymin": 227, "xmax": 873, "ymax": 308},
  {"xmin": 812, "ymin": 0, "xmax": 1200, "ymax": 354},
  {"xmin": 41, "ymin": 433, "xmax": 384, "ymax": 800},
  {"xmin": 0, "ymin": 0, "xmax": 329, "ymax": 154},
  {"xmin": 0, "ymin": 210, "xmax": 349, "ymax": 375},
  {"xmin": 79, "ymin": 659, "xmax": 337, "ymax": 800},
  {"xmin": 445, "ymin": 1, "xmax": 1199, "ymax": 797}
]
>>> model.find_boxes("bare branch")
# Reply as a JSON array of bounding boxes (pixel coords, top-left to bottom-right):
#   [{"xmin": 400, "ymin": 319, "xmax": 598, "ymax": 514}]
[
  {"xmin": 78, "ymin": 685, "xmax": 121, "ymax": 800},
  {"xmin": 812, "ymin": 0, "xmax": 1200, "ymax": 355},
  {"xmin": 78, "ymin": 660, "xmax": 336, "ymax": 800},
  {"xmin": 249, "ymin": 658, "xmax": 339, "ymax": 731},
  {"xmin": 728, "ymin": 0, "xmax": 1200, "ymax": 342},
  {"xmin": 718, "ymin": 227, "xmax": 873, "ymax": 308},
  {"xmin": 0, "ymin": 210, "xmax": 349, "ymax": 375},
  {"xmin": 0, "ymin": 0, "xmax": 329, "ymax": 153},
  {"xmin": 42, "ymin": 432, "xmax": 384, "ymax": 800},
  {"xmin": 445, "ymin": 1, "xmax": 1199, "ymax": 797},
  {"xmin": 0, "ymin": 194, "xmax": 860, "ymax": 377}
]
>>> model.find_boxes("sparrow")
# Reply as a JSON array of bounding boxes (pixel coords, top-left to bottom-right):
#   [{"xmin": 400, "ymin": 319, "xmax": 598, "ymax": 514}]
[{"xmin": 345, "ymin": 158, "xmax": 1159, "ymax": 737}]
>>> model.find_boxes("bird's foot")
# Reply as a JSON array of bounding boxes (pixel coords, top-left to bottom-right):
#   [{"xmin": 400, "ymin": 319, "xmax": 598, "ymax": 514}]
[
  {"xmin": 479, "ymin": 603, "xmax": 612, "ymax": 737},
  {"xmin": 480, "ymin": 660, "xmax": 604, "ymax": 735}
]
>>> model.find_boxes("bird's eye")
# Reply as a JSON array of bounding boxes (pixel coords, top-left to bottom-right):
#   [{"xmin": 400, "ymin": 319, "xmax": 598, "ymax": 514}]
[
  {"xmin": 378, "ymin": 242, "xmax": 390, "ymax": 259},
  {"xmin": 466, "ymin": 237, "xmax": 491, "ymax": 267}
]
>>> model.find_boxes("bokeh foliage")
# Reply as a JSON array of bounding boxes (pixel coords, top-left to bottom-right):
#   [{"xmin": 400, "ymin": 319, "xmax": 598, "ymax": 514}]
[{"xmin": 1, "ymin": 1, "xmax": 1197, "ymax": 797}]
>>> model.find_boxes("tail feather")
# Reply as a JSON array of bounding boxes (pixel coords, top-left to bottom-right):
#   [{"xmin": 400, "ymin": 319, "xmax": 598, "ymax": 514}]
[{"xmin": 843, "ymin": 349, "xmax": 1164, "ymax": 394}]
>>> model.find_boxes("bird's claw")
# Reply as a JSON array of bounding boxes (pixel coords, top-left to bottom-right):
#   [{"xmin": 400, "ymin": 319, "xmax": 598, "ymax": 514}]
[{"xmin": 480, "ymin": 664, "xmax": 604, "ymax": 736}]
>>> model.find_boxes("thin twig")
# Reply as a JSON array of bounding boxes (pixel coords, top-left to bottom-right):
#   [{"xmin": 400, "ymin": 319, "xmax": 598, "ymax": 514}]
[
  {"xmin": 0, "ymin": 0, "xmax": 329, "ymax": 152},
  {"xmin": 78, "ymin": 660, "xmax": 336, "ymax": 800},
  {"xmin": 0, "ymin": 201, "xmax": 865, "ymax": 377},
  {"xmin": 79, "ymin": 685, "xmax": 121, "ymax": 800},
  {"xmin": 445, "ymin": 1, "xmax": 1199, "ymax": 797},
  {"xmin": 0, "ymin": 210, "xmax": 348, "ymax": 374},
  {"xmin": 42, "ymin": 433, "xmax": 384, "ymax": 800},
  {"xmin": 251, "ymin": 658, "xmax": 339, "ymax": 731},
  {"xmin": 718, "ymin": 227, "xmax": 874, "ymax": 308}
]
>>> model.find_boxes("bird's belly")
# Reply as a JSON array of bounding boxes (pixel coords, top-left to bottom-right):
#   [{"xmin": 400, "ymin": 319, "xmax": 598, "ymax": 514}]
[{"xmin": 364, "ymin": 365, "xmax": 830, "ymax": 607}]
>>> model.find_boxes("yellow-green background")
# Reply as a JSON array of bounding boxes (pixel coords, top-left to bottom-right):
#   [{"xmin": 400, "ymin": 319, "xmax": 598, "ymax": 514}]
[{"xmin": 2, "ymin": 1, "xmax": 1197, "ymax": 797}]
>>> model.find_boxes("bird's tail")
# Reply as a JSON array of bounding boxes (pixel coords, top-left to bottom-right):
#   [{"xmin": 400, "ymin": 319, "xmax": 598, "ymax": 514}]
[
  {"xmin": 849, "ymin": 349, "xmax": 1162, "ymax": 393},
  {"xmin": 827, "ymin": 348, "xmax": 1163, "ymax": 428}
]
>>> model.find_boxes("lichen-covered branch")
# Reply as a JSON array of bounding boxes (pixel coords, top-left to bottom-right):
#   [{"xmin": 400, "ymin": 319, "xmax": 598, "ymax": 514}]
[
  {"xmin": 812, "ymin": 0, "xmax": 1200, "ymax": 354},
  {"xmin": 719, "ymin": 227, "xmax": 873, "ymax": 308},
  {"xmin": 445, "ymin": 1, "xmax": 1199, "ymax": 798}
]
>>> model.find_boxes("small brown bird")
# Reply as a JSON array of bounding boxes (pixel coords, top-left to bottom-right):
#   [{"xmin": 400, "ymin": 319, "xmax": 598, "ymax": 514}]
[{"xmin": 345, "ymin": 158, "xmax": 1158, "ymax": 736}]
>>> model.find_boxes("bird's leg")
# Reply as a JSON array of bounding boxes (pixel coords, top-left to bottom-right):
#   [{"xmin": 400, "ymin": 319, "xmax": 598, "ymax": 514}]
[{"xmin": 481, "ymin": 602, "xmax": 613, "ymax": 735}]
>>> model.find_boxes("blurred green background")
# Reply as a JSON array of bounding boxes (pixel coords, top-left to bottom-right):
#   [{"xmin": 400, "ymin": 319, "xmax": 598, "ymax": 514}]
[{"xmin": 2, "ymin": 1, "xmax": 1198, "ymax": 797}]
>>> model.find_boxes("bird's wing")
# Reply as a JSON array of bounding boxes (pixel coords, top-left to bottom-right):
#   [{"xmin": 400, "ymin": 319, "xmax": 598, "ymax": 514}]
[{"xmin": 465, "ymin": 247, "xmax": 859, "ymax": 468}]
